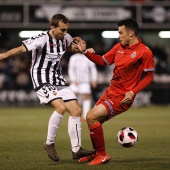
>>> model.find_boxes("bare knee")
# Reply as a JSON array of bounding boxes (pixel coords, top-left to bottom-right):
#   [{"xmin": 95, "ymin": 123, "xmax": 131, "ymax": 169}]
[
  {"xmin": 86, "ymin": 105, "xmax": 108, "ymax": 125},
  {"xmin": 51, "ymin": 100, "xmax": 66, "ymax": 114},
  {"xmin": 54, "ymin": 104, "xmax": 66, "ymax": 114},
  {"xmin": 86, "ymin": 110, "xmax": 97, "ymax": 125},
  {"xmin": 73, "ymin": 105, "xmax": 82, "ymax": 117}
]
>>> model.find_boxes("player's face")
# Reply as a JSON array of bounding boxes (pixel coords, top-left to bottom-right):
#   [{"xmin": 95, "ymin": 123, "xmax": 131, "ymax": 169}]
[
  {"xmin": 118, "ymin": 25, "xmax": 131, "ymax": 46},
  {"xmin": 51, "ymin": 21, "xmax": 69, "ymax": 39}
]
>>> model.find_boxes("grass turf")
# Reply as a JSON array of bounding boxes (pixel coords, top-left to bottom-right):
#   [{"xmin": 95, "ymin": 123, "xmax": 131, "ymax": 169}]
[{"xmin": 0, "ymin": 106, "xmax": 170, "ymax": 170}]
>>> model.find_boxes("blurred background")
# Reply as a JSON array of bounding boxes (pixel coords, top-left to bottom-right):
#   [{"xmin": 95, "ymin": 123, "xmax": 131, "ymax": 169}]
[{"xmin": 0, "ymin": 0, "xmax": 170, "ymax": 107}]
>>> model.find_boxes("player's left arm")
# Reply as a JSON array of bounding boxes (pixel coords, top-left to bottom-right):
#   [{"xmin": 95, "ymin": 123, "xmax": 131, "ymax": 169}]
[
  {"xmin": 131, "ymin": 71, "xmax": 154, "ymax": 95},
  {"xmin": 121, "ymin": 49, "xmax": 154, "ymax": 104},
  {"xmin": 121, "ymin": 71, "xmax": 154, "ymax": 104}
]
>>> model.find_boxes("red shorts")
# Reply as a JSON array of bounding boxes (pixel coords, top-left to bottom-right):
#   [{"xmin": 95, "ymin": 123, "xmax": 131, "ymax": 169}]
[{"xmin": 95, "ymin": 87, "xmax": 133, "ymax": 120}]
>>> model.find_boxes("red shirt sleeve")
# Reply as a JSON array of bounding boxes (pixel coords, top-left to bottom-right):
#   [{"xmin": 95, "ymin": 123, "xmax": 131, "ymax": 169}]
[
  {"xmin": 132, "ymin": 71, "xmax": 154, "ymax": 95},
  {"xmin": 85, "ymin": 51, "xmax": 106, "ymax": 66},
  {"xmin": 132, "ymin": 48, "xmax": 154, "ymax": 94},
  {"xmin": 142, "ymin": 47, "xmax": 154, "ymax": 72},
  {"xmin": 85, "ymin": 43, "xmax": 119, "ymax": 66},
  {"xmin": 103, "ymin": 44, "xmax": 119, "ymax": 65}
]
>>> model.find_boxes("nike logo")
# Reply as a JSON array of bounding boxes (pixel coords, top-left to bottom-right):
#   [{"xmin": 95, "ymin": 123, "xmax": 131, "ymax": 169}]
[
  {"xmin": 101, "ymin": 156, "xmax": 107, "ymax": 163},
  {"xmin": 90, "ymin": 132, "xmax": 94, "ymax": 134}
]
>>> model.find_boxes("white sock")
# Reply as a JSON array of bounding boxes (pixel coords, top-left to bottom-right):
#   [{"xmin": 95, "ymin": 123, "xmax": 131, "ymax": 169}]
[
  {"xmin": 83, "ymin": 99, "xmax": 91, "ymax": 119},
  {"xmin": 68, "ymin": 116, "xmax": 81, "ymax": 153},
  {"xmin": 46, "ymin": 111, "xmax": 63, "ymax": 145}
]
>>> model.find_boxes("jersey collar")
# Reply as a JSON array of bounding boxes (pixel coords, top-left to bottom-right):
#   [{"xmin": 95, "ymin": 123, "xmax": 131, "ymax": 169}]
[{"xmin": 122, "ymin": 39, "xmax": 142, "ymax": 50}]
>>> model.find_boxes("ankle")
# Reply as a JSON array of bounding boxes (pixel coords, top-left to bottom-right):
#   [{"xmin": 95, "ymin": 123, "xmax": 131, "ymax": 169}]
[
  {"xmin": 72, "ymin": 146, "xmax": 80, "ymax": 153},
  {"xmin": 97, "ymin": 151, "xmax": 106, "ymax": 156}
]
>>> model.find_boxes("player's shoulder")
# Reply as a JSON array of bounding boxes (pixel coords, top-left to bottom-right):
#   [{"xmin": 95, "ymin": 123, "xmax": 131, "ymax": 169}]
[
  {"xmin": 64, "ymin": 33, "xmax": 72, "ymax": 40},
  {"xmin": 32, "ymin": 31, "xmax": 47, "ymax": 39},
  {"xmin": 22, "ymin": 31, "xmax": 47, "ymax": 47},
  {"xmin": 110, "ymin": 42, "xmax": 121, "ymax": 51},
  {"xmin": 140, "ymin": 43, "xmax": 153, "ymax": 55},
  {"xmin": 114, "ymin": 42, "xmax": 121, "ymax": 48},
  {"xmin": 28, "ymin": 31, "xmax": 48, "ymax": 45}
]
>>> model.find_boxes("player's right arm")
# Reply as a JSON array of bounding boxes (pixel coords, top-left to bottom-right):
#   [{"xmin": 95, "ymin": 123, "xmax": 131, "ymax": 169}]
[
  {"xmin": 76, "ymin": 39, "xmax": 106, "ymax": 66},
  {"xmin": 0, "ymin": 45, "xmax": 27, "ymax": 61}
]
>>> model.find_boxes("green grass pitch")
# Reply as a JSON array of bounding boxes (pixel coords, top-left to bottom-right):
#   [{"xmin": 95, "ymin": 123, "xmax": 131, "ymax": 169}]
[{"xmin": 0, "ymin": 106, "xmax": 170, "ymax": 170}]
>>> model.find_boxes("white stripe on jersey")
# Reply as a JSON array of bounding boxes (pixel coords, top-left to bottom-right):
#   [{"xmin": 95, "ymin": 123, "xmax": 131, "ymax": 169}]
[{"xmin": 21, "ymin": 31, "xmax": 73, "ymax": 90}]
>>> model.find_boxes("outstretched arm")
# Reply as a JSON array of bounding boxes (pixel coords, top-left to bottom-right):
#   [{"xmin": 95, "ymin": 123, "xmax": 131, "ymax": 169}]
[
  {"xmin": 0, "ymin": 45, "xmax": 27, "ymax": 61},
  {"xmin": 75, "ymin": 39, "xmax": 106, "ymax": 66}
]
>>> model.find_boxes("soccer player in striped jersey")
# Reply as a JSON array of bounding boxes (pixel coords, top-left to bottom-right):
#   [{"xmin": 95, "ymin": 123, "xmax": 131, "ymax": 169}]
[
  {"xmin": 76, "ymin": 19, "xmax": 154, "ymax": 165},
  {"xmin": 0, "ymin": 14, "xmax": 94, "ymax": 161}
]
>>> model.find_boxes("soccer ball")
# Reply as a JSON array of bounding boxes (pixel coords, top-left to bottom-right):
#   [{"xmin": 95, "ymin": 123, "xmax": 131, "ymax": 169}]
[{"xmin": 117, "ymin": 127, "xmax": 138, "ymax": 148}]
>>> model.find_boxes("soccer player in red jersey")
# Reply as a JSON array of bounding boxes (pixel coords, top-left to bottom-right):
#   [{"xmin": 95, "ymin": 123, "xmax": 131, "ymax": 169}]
[{"xmin": 76, "ymin": 18, "xmax": 154, "ymax": 165}]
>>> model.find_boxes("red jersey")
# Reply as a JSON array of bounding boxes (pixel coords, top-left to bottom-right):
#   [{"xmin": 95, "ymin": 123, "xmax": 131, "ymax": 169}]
[{"xmin": 103, "ymin": 39, "xmax": 154, "ymax": 95}]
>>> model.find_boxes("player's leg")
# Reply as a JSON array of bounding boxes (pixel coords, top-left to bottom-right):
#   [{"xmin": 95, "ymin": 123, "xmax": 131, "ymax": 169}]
[
  {"xmin": 79, "ymin": 103, "xmax": 109, "ymax": 164},
  {"xmin": 44, "ymin": 99, "xmax": 67, "ymax": 161},
  {"xmin": 83, "ymin": 94, "xmax": 132, "ymax": 165},
  {"xmin": 36, "ymin": 84, "xmax": 67, "ymax": 161},
  {"xmin": 85, "ymin": 104, "xmax": 110, "ymax": 165},
  {"xmin": 79, "ymin": 89, "xmax": 111, "ymax": 165},
  {"xmin": 65, "ymin": 99, "xmax": 95, "ymax": 159}
]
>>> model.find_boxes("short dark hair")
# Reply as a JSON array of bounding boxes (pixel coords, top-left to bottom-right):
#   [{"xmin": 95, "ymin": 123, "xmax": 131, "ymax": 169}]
[
  {"xmin": 50, "ymin": 14, "xmax": 69, "ymax": 27},
  {"xmin": 117, "ymin": 18, "xmax": 139, "ymax": 35}
]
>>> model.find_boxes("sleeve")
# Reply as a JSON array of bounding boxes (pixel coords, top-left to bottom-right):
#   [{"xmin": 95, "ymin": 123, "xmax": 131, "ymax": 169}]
[
  {"xmin": 132, "ymin": 48, "xmax": 154, "ymax": 95},
  {"xmin": 132, "ymin": 71, "xmax": 154, "ymax": 95},
  {"xmin": 142, "ymin": 47, "xmax": 154, "ymax": 72},
  {"xmin": 103, "ymin": 43, "xmax": 119, "ymax": 65},
  {"xmin": 65, "ymin": 33, "xmax": 73, "ymax": 47},
  {"xmin": 85, "ymin": 51, "xmax": 106, "ymax": 66},
  {"xmin": 85, "ymin": 43, "xmax": 118, "ymax": 66},
  {"xmin": 68, "ymin": 55, "xmax": 76, "ymax": 82},
  {"xmin": 21, "ymin": 32, "xmax": 46, "ymax": 52}
]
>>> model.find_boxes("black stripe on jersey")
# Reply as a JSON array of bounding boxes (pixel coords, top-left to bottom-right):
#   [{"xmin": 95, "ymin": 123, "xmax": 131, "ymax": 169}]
[
  {"xmin": 48, "ymin": 34, "xmax": 54, "ymax": 53},
  {"xmin": 52, "ymin": 61, "xmax": 66, "ymax": 86},
  {"xmin": 56, "ymin": 39, "xmax": 60, "ymax": 53},
  {"xmin": 37, "ymin": 43, "xmax": 47, "ymax": 85},
  {"xmin": 46, "ymin": 61, "xmax": 52, "ymax": 83},
  {"xmin": 66, "ymin": 39, "xmax": 68, "ymax": 48},
  {"xmin": 32, "ymin": 49, "xmax": 39, "ymax": 88},
  {"xmin": 56, "ymin": 67, "xmax": 66, "ymax": 86},
  {"xmin": 52, "ymin": 61, "xmax": 59, "ymax": 85},
  {"xmin": 61, "ymin": 39, "xmax": 66, "ymax": 51}
]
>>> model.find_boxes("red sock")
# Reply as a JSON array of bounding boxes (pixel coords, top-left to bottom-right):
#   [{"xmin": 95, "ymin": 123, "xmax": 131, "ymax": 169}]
[{"xmin": 89, "ymin": 121, "xmax": 106, "ymax": 156}]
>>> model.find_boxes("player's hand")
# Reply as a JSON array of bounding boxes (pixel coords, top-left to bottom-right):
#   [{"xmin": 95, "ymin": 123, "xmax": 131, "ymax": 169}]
[
  {"xmin": 75, "ymin": 39, "xmax": 87, "ymax": 53},
  {"xmin": 72, "ymin": 37, "xmax": 81, "ymax": 44},
  {"xmin": 71, "ymin": 38, "xmax": 86, "ymax": 53},
  {"xmin": 87, "ymin": 48, "xmax": 95, "ymax": 53},
  {"xmin": 121, "ymin": 91, "xmax": 134, "ymax": 104},
  {"xmin": 76, "ymin": 40, "xmax": 95, "ymax": 54}
]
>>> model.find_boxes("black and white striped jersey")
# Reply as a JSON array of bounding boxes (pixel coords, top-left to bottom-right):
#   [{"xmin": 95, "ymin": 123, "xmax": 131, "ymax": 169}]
[{"xmin": 21, "ymin": 31, "xmax": 73, "ymax": 91}]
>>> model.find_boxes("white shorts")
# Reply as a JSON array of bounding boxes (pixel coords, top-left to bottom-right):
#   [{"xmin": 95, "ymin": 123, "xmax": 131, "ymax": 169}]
[
  {"xmin": 70, "ymin": 83, "xmax": 91, "ymax": 94},
  {"xmin": 36, "ymin": 84, "xmax": 77, "ymax": 104}
]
